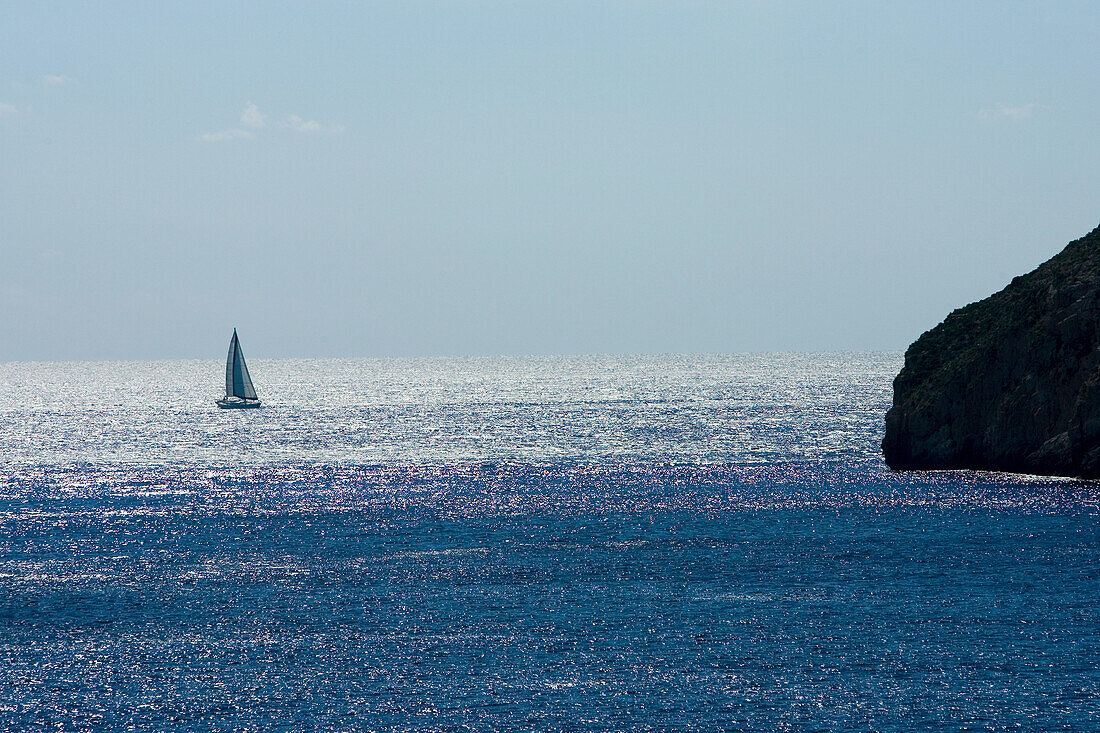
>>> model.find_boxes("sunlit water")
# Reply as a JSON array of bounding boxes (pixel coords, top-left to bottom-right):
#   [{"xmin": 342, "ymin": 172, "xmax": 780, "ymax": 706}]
[{"xmin": 0, "ymin": 353, "xmax": 1096, "ymax": 731}]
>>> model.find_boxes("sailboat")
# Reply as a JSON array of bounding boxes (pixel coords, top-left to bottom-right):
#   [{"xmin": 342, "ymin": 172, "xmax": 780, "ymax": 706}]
[{"xmin": 216, "ymin": 329, "xmax": 262, "ymax": 408}]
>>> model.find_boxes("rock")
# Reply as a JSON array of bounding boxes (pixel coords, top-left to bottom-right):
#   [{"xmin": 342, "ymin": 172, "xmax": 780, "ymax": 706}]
[{"xmin": 882, "ymin": 223, "xmax": 1100, "ymax": 477}]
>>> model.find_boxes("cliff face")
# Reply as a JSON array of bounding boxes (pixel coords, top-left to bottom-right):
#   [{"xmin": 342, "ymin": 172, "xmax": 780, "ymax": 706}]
[{"xmin": 883, "ymin": 223, "xmax": 1100, "ymax": 478}]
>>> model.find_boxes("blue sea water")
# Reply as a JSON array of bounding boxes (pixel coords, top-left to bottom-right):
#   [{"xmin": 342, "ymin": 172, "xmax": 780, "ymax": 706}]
[{"xmin": 0, "ymin": 353, "xmax": 1096, "ymax": 731}]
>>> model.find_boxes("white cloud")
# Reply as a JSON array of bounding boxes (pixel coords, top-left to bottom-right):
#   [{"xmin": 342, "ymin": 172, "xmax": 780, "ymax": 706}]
[
  {"xmin": 196, "ymin": 128, "xmax": 253, "ymax": 143},
  {"xmin": 0, "ymin": 103, "xmax": 15, "ymax": 116},
  {"xmin": 281, "ymin": 114, "xmax": 346, "ymax": 133},
  {"xmin": 198, "ymin": 103, "xmax": 344, "ymax": 142},
  {"xmin": 240, "ymin": 102, "xmax": 266, "ymax": 129},
  {"xmin": 975, "ymin": 103, "xmax": 1046, "ymax": 121},
  {"xmin": 42, "ymin": 74, "xmax": 68, "ymax": 86}
]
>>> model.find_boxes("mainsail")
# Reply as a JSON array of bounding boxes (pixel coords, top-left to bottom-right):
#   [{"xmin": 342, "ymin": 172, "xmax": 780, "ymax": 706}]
[{"xmin": 225, "ymin": 329, "xmax": 258, "ymax": 400}]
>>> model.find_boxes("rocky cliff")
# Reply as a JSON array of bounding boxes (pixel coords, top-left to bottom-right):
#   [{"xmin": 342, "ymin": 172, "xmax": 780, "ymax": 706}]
[{"xmin": 883, "ymin": 223, "xmax": 1100, "ymax": 477}]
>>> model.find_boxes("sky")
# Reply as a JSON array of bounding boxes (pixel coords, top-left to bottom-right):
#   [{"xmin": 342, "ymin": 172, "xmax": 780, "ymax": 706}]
[{"xmin": 1, "ymin": 1, "xmax": 1098, "ymax": 360}]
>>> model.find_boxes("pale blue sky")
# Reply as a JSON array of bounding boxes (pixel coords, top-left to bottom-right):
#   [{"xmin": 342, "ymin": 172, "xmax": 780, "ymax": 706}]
[{"xmin": 1, "ymin": 2, "xmax": 1097, "ymax": 360}]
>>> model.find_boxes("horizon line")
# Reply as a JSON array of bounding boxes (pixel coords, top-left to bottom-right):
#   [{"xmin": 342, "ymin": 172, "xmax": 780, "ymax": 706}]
[{"xmin": 0, "ymin": 348, "xmax": 907, "ymax": 366}]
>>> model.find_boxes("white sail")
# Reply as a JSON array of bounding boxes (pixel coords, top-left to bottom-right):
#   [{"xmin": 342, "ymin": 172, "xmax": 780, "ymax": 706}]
[{"xmin": 225, "ymin": 329, "xmax": 258, "ymax": 400}]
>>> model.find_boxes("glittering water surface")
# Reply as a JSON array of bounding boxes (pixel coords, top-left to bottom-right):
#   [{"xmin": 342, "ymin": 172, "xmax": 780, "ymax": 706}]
[{"xmin": 0, "ymin": 353, "xmax": 1097, "ymax": 731}]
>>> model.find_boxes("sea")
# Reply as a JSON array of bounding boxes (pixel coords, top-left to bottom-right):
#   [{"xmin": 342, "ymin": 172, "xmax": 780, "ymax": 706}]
[{"xmin": 0, "ymin": 353, "xmax": 1096, "ymax": 732}]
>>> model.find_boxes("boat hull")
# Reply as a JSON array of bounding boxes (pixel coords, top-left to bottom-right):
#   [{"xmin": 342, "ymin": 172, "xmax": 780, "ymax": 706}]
[{"xmin": 216, "ymin": 399, "xmax": 262, "ymax": 409}]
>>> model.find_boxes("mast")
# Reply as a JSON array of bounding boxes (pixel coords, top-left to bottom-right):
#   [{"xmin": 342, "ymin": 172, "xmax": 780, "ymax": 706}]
[{"xmin": 225, "ymin": 331, "xmax": 238, "ymax": 398}]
